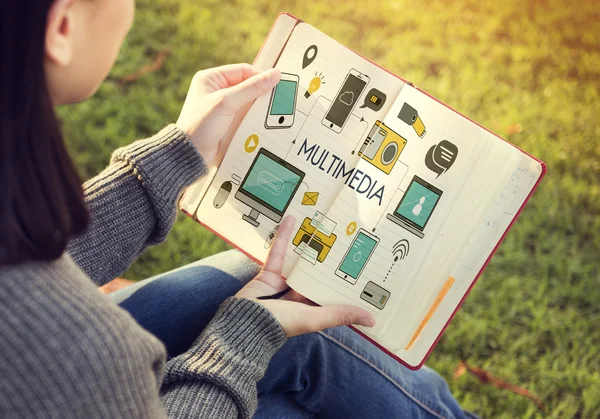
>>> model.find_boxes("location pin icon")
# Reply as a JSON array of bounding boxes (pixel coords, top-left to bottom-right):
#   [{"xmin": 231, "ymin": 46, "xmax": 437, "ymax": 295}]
[{"xmin": 302, "ymin": 45, "xmax": 318, "ymax": 69}]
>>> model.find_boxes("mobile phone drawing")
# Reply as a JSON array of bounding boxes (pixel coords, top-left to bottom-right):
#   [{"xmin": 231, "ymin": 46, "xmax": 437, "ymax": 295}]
[
  {"xmin": 335, "ymin": 229, "xmax": 379, "ymax": 285},
  {"xmin": 322, "ymin": 69, "xmax": 369, "ymax": 134},
  {"xmin": 265, "ymin": 73, "xmax": 299, "ymax": 129}
]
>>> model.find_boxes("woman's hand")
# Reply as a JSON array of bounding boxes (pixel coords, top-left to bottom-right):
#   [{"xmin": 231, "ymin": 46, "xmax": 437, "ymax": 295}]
[
  {"xmin": 176, "ymin": 64, "xmax": 281, "ymax": 166},
  {"xmin": 236, "ymin": 217, "xmax": 376, "ymax": 337}
]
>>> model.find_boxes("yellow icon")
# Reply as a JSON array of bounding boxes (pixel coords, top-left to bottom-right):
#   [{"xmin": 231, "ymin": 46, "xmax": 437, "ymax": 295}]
[
  {"xmin": 302, "ymin": 191, "xmax": 319, "ymax": 206},
  {"xmin": 369, "ymin": 94, "xmax": 378, "ymax": 104},
  {"xmin": 358, "ymin": 120, "xmax": 406, "ymax": 174},
  {"xmin": 293, "ymin": 217, "xmax": 337, "ymax": 263},
  {"xmin": 346, "ymin": 221, "xmax": 357, "ymax": 236},
  {"xmin": 405, "ymin": 276, "xmax": 455, "ymax": 350},
  {"xmin": 398, "ymin": 103, "xmax": 427, "ymax": 138},
  {"xmin": 244, "ymin": 134, "xmax": 259, "ymax": 153},
  {"xmin": 304, "ymin": 72, "xmax": 325, "ymax": 98},
  {"xmin": 412, "ymin": 116, "xmax": 426, "ymax": 138}
]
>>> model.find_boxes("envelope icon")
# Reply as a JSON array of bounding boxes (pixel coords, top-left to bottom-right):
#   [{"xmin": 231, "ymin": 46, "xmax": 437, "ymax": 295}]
[{"xmin": 302, "ymin": 191, "xmax": 319, "ymax": 206}]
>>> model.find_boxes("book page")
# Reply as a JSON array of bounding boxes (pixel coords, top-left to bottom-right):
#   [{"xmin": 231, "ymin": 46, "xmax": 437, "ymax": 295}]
[
  {"xmin": 287, "ymin": 84, "xmax": 543, "ymax": 367},
  {"xmin": 287, "ymin": 85, "xmax": 489, "ymax": 337},
  {"xmin": 194, "ymin": 22, "xmax": 405, "ymax": 276},
  {"xmin": 180, "ymin": 13, "xmax": 299, "ymax": 216},
  {"xmin": 395, "ymin": 149, "xmax": 543, "ymax": 367}
]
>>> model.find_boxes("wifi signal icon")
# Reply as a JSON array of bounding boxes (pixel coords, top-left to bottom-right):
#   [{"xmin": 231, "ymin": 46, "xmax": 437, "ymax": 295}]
[{"xmin": 392, "ymin": 239, "xmax": 410, "ymax": 262}]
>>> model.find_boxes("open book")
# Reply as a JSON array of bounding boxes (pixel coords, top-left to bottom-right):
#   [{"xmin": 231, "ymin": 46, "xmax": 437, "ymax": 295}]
[{"xmin": 180, "ymin": 13, "xmax": 546, "ymax": 369}]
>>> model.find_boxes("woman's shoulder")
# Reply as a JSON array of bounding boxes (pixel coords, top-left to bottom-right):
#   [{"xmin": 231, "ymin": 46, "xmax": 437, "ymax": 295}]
[
  {"xmin": 0, "ymin": 256, "xmax": 168, "ymax": 416},
  {"xmin": 0, "ymin": 253, "xmax": 166, "ymax": 378}
]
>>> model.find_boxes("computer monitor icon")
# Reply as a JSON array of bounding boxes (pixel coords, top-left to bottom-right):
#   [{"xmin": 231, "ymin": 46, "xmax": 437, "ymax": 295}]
[
  {"xmin": 235, "ymin": 148, "xmax": 305, "ymax": 227},
  {"xmin": 386, "ymin": 176, "xmax": 443, "ymax": 239}
]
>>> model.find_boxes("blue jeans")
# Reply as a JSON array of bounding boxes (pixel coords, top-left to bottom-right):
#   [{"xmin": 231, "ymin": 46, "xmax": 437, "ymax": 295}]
[{"xmin": 111, "ymin": 250, "xmax": 475, "ymax": 419}]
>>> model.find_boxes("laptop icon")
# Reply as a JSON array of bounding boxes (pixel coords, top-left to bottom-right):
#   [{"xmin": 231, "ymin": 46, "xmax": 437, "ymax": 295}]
[{"xmin": 386, "ymin": 176, "xmax": 443, "ymax": 239}]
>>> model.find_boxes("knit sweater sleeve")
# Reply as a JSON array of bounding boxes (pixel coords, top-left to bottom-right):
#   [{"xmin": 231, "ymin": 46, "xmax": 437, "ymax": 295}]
[
  {"xmin": 67, "ymin": 125, "xmax": 207, "ymax": 286},
  {"xmin": 57, "ymin": 124, "xmax": 289, "ymax": 417},
  {"xmin": 161, "ymin": 297, "xmax": 287, "ymax": 418},
  {"xmin": 0, "ymin": 257, "xmax": 287, "ymax": 419}
]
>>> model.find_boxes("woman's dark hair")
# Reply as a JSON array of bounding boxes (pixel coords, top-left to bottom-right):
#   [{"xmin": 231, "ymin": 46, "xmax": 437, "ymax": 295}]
[{"xmin": 0, "ymin": 1, "xmax": 89, "ymax": 266}]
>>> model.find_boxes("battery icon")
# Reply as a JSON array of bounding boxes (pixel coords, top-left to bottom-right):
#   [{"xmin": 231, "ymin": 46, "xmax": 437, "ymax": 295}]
[{"xmin": 361, "ymin": 281, "xmax": 391, "ymax": 310}]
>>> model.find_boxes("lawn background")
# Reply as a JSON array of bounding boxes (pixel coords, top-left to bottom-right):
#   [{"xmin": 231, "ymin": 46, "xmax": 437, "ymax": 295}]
[{"xmin": 58, "ymin": 0, "xmax": 600, "ymax": 417}]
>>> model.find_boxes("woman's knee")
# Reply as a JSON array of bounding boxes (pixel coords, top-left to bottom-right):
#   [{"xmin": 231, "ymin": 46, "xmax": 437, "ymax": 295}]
[{"xmin": 189, "ymin": 249, "xmax": 260, "ymax": 285}]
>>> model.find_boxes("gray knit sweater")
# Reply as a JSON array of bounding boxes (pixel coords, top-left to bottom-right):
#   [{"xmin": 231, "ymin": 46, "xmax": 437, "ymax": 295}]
[{"xmin": 0, "ymin": 125, "xmax": 287, "ymax": 418}]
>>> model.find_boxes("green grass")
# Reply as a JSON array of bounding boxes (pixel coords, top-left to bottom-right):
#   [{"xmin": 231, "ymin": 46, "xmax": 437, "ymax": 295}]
[{"xmin": 58, "ymin": 0, "xmax": 600, "ymax": 416}]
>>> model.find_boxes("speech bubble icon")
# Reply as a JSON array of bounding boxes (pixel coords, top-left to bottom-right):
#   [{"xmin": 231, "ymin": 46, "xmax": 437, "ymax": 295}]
[
  {"xmin": 360, "ymin": 88, "xmax": 387, "ymax": 111},
  {"xmin": 425, "ymin": 140, "xmax": 459, "ymax": 178}
]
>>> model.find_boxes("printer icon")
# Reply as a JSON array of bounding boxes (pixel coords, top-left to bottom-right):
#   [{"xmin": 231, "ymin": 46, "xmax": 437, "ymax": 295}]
[{"xmin": 292, "ymin": 217, "xmax": 337, "ymax": 263}]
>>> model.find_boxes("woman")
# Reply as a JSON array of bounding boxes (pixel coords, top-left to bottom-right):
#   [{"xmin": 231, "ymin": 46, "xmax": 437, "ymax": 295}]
[{"xmin": 0, "ymin": 0, "xmax": 474, "ymax": 417}]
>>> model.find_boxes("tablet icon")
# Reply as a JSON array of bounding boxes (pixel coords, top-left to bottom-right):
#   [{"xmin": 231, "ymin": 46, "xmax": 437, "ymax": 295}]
[
  {"xmin": 265, "ymin": 73, "xmax": 299, "ymax": 130},
  {"xmin": 335, "ymin": 229, "xmax": 379, "ymax": 285}
]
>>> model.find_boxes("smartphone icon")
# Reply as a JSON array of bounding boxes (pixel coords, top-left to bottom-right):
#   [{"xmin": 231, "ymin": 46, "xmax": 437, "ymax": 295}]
[
  {"xmin": 265, "ymin": 73, "xmax": 299, "ymax": 129},
  {"xmin": 335, "ymin": 229, "xmax": 379, "ymax": 285},
  {"xmin": 322, "ymin": 69, "xmax": 369, "ymax": 134}
]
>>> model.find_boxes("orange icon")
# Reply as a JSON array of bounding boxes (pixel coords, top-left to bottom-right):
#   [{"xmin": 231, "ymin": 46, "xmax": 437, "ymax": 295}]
[
  {"xmin": 244, "ymin": 134, "xmax": 259, "ymax": 153},
  {"xmin": 346, "ymin": 221, "xmax": 357, "ymax": 235}
]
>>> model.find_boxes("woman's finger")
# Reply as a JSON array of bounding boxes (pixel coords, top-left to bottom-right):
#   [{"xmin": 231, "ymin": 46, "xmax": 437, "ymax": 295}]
[
  {"xmin": 281, "ymin": 290, "xmax": 319, "ymax": 306},
  {"xmin": 293, "ymin": 304, "xmax": 376, "ymax": 336},
  {"xmin": 222, "ymin": 68, "xmax": 281, "ymax": 109},
  {"xmin": 281, "ymin": 289, "xmax": 311, "ymax": 303},
  {"xmin": 196, "ymin": 63, "xmax": 261, "ymax": 90},
  {"xmin": 216, "ymin": 63, "xmax": 262, "ymax": 87},
  {"xmin": 262, "ymin": 216, "xmax": 295, "ymax": 275}
]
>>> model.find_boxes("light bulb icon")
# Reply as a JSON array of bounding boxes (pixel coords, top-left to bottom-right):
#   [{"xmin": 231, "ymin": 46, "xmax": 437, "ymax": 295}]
[{"xmin": 304, "ymin": 72, "xmax": 325, "ymax": 98}]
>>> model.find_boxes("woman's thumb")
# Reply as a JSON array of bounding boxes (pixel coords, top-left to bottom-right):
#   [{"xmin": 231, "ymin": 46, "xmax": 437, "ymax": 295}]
[
  {"xmin": 222, "ymin": 68, "xmax": 281, "ymax": 109},
  {"xmin": 305, "ymin": 304, "xmax": 376, "ymax": 334}
]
